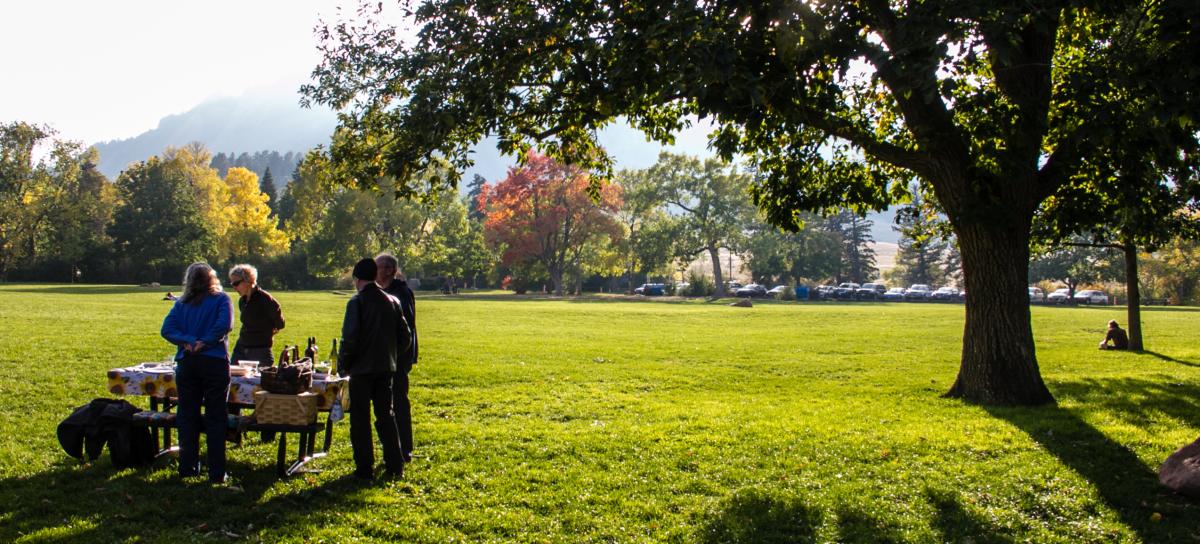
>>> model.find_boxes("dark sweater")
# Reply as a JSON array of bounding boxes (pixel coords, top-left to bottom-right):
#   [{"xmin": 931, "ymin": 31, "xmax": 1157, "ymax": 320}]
[
  {"xmin": 338, "ymin": 283, "xmax": 412, "ymax": 376},
  {"xmin": 382, "ymin": 279, "xmax": 418, "ymax": 367},
  {"xmin": 236, "ymin": 287, "xmax": 285, "ymax": 348},
  {"xmin": 1105, "ymin": 326, "xmax": 1129, "ymax": 349}
]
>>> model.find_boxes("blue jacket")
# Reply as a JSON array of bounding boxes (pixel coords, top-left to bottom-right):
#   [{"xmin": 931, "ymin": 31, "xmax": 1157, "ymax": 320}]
[{"xmin": 161, "ymin": 291, "xmax": 234, "ymax": 362}]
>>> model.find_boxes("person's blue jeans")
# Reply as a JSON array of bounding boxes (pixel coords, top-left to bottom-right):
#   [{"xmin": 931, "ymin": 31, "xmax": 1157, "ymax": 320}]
[{"xmin": 175, "ymin": 354, "xmax": 230, "ymax": 482}]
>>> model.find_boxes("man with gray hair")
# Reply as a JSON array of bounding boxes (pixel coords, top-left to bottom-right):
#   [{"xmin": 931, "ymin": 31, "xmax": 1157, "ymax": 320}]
[{"xmin": 376, "ymin": 252, "xmax": 418, "ymax": 463}]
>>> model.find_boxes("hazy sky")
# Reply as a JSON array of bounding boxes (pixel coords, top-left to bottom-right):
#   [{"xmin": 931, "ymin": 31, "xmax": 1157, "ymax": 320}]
[{"xmin": 0, "ymin": 0, "xmax": 343, "ymax": 145}]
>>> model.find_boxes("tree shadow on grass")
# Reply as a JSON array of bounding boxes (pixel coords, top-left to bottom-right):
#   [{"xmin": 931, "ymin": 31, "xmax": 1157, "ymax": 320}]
[
  {"xmin": 696, "ymin": 485, "xmax": 1016, "ymax": 543},
  {"xmin": 696, "ymin": 487, "xmax": 822, "ymax": 543},
  {"xmin": 0, "ymin": 454, "xmax": 370, "ymax": 542},
  {"xmin": 986, "ymin": 377, "xmax": 1200, "ymax": 542},
  {"xmin": 1139, "ymin": 350, "xmax": 1200, "ymax": 367}
]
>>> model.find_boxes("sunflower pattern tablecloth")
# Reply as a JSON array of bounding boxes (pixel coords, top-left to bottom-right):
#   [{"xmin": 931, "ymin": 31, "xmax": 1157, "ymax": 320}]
[{"xmin": 107, "ymin": 364, "xmax": 347, "ymax": 410}]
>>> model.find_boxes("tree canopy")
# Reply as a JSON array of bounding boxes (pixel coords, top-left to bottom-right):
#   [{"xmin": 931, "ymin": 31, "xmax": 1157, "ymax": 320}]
[{"xmin": 304, "ymin": 0, "xmax": 1200, "ymax": 405}]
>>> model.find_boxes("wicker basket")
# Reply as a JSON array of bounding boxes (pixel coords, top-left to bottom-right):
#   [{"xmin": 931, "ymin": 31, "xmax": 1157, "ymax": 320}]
[
  {"xmin": 259, "ymin": 359, "xmax": 313, "ymax": 394},
  {"xmin": 253, "ymin": 391, "xmax": 319, "ymax": 425}
]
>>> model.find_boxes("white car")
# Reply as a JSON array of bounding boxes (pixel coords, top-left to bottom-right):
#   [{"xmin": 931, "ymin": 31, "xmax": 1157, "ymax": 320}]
[
  {"xmin": 1028, "ymin": 286, "xmax": 1044, "ymax": 303},
  {"xmin": 1073, "ymin": 289, "xmax": 1109, "ymax": 305},
  {"xmin": 1047, "ymin": 288, "xmax": 1071, "ymax": 304}
]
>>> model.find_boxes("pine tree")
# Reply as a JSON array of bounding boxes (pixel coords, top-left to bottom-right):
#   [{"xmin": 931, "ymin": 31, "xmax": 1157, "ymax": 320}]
[
  {"xmin": 830, "ymin": 211, "xmax": 877, "ymax": 283},
  {"xmin": 466, "ymin": 174, "xmax": 488, "ymax": 221},
  {"xmin": 260, "ymin": 167, "xmax": 278, "ymax": 215},
  {"xmin": 892, "ymin": 195, "xmax": 949, "ymax": 287}
]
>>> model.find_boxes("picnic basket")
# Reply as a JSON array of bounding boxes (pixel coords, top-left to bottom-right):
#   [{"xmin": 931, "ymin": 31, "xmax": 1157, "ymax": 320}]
[
  {"xmin": 253, "ymin": 391, "xmax": 319, "ymax": 425},
  {"xmin": 260, "ymin": 358, "xmax": 313, "ymax": 395}
]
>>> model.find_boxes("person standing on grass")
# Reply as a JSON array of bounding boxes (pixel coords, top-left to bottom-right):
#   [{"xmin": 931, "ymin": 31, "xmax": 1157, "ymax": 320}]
[
  {"xmin": 1099, "ymin": 320, "xmax": 1130, "ymax": 350},
  {"xmin": 339, "ymin": 258, "xmax": 412, "ymax": 480},
  {"xmin": 161, "ymin": 262, "xmax": 234, "ymax": 484},
  {"xmin": 228, "ymin": 264, "xmax": 284, "ymax": 367},
  {"xmin": 375, "ymin": 252, "xmax": 418, "ymax": 463},
  {"xmin": 228, "ymin": 263, "xmax": 285, "ymax": 442}
]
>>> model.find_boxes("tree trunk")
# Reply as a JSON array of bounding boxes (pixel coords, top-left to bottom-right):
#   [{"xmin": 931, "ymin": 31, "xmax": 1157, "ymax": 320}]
[
  {"xmin": 1123, "ymin": 242, "xmax": 1143, "ymax": 351},
  {"xmin": 549, "ymin": 266, "xmax": 564, "ymax": 296},
  {"xmin": 945, "ymin": 223, "xmax": 1055, "ymax": 406},
  {"xmin": 708, "ymin": 247, "xmax": 725, "ymax": 297}
]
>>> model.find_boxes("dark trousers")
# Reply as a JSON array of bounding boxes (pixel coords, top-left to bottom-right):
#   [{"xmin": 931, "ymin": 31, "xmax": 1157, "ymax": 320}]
[
  {"xmin": 230, "ymin": 344, "xmax": 275, "ymax": 441},
  {"xmin": 175, "ymin": 354, "xmax": 230, "ymax": 482},
  {"xmin": 392, "ymin": 364, "xmax": 413, "ymax": 455},
  {"xmin": 230, "ymin": 343, "xmax": 274, "ymax": 367},
  {"xmin": 348, "ymin": 373, "xmax": 404, "ymax": 475}
]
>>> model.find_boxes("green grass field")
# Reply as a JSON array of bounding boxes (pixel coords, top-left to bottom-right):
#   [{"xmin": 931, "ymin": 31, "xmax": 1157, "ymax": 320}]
[{"xmin": 2, "ymin": 284, "xmax": 1199, "ymax": 543}]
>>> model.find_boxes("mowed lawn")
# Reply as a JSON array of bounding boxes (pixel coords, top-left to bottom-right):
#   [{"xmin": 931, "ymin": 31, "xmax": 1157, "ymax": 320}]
[{"xmin": 2, "ymin": 284, "xmax": 1199, "ymax": 543}]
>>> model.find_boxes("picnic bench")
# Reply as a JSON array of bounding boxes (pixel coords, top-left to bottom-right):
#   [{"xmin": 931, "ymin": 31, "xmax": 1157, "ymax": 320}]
[{"xmin": 110, "ymin": 364, "xmax": 346, "ymax": 477}]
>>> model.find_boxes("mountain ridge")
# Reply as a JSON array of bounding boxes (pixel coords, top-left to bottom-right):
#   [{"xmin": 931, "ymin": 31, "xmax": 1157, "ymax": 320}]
[{"xmin": 89, "ymin": 92, "xmax": 899, "ymax": 242}]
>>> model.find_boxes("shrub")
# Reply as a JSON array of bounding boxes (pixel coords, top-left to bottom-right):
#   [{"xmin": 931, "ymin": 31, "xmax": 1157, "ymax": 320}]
[
  {"xmin": 778, "ymin": 283, "xmax": 797, "ymax": 301},
  {"xmin": 684, "ymin": 271, "xmax": 714, "ymax": 297}
]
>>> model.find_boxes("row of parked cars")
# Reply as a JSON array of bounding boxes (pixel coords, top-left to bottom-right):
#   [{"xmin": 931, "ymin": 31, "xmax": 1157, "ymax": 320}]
[
  {"xmin": 1029, "ymin": 287, "xmax": 1110, "ymax": 304},
  {"xmin": 636, "ymin": 281, "xmax": 1111, "ymax": 305},
  {"xmin": 807, "ymin": 282, "xmax": 965, "ymax": 301}
]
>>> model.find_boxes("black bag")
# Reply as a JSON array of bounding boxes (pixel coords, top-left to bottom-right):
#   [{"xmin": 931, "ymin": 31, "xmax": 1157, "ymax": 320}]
[
  {"xmin": 58, "ymin": 398, "xmax": 155, "ymax": 467},
  {"xmin": 260, "ymin": 359, "xmax": 314, "ymax": 394}
]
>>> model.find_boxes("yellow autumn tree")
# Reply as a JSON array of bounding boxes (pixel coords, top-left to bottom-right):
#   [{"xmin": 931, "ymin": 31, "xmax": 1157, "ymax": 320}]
[
  {"xmin": 222, "ymin": 167, "xmax": 290, "ymax": 259},
  {"xmin": 163, "ymin": 143, "xmax": 231, "ymax": 254}
]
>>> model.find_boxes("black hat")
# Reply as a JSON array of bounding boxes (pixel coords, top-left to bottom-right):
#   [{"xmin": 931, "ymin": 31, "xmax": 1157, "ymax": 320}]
[{"xmin": 352, "ymin": 258, "xmax": 377, "ymax": 281}]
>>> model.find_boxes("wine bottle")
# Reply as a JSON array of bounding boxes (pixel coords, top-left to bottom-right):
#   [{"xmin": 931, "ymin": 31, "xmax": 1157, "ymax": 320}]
[
  {"xmin": 331, "ymin": 339, "xmax": 339, "ymax": 375},
  {"xmin": 279, "ymin": 345, "xmax": 290, "ymax": 366},
  {"xmin": 305, "ymin": 336, "xmax": 318, "ymax": 362}
]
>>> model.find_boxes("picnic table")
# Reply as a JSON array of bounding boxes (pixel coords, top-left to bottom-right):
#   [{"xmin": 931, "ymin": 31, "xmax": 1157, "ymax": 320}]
[{"xmin": 107, "ymin": 363, "xmax": 347, "ymax": 476}]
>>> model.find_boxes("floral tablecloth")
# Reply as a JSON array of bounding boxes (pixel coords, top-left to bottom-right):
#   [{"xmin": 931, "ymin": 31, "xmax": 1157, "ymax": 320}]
[{"xmin": 107, "ymin": 363, "xmax": 347, "ymax": 410}]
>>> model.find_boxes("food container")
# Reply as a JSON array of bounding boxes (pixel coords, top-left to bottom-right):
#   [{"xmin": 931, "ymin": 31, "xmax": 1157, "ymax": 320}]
[{"xmin": 253, "ymin": 391, "xmax": 319, "ymax": 425}]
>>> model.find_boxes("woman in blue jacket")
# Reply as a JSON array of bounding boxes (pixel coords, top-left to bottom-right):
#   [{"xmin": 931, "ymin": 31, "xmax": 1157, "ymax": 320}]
[{"xmin": 161, "ymin": 262, "xmax": 234, "ymax": 483}]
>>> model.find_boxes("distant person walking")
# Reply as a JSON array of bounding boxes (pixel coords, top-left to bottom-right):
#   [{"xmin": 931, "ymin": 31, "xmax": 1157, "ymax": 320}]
[
  {"xmin": 376, "ymin": 253, "xmax": 418, "ymax": 463},
  {"xmin": 1099, "ymin": 320, "xmax": 1130, "ymax": 350},
  {"xmin": 339, "ymin": 258, "xmax": 412, "ymax": 480},
  {"xmin": 161, "ymin": 262, "xmax": 234, "ymax": 483}
]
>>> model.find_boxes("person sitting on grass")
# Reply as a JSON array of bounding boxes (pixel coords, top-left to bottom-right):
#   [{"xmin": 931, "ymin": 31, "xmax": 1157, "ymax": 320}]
[{"xmin": 1099, "ymin": 320, "xmax": 1129, "ymax": 350}]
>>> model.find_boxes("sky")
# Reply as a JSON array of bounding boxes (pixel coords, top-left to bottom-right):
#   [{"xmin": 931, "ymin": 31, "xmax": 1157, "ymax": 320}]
[{"xmin": 0, "ymin": 0, "xmax": 343, "ymax": 145}]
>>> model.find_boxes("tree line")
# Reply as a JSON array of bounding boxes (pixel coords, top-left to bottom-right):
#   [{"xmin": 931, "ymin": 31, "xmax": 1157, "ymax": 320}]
[{"xmin": 4, "ymin": 120, "xmax": 1197, "ymax": 312}]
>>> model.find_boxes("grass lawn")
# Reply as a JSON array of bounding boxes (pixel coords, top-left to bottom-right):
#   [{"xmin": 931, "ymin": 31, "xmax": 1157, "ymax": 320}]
[{"xmin": 1, "ymin": 283, "xmax": 1199, "ymax": 543}]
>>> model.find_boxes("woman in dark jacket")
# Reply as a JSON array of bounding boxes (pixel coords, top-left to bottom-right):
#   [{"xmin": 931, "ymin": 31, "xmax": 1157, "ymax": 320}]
[{"xmin": 161, "ymin": 262, "xmax": 234, "ymax": 483}]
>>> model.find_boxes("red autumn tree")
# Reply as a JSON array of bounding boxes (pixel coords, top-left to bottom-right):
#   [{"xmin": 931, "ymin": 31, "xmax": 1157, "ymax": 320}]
[{"xmin": 480, "ymin": 152, "xmax": 623, "ymax": 296}]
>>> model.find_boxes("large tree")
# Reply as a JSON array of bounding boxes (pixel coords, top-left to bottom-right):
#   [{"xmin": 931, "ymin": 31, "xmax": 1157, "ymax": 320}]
[
  {"xmin": 479, "ymin": 151, "xmax": 623, "ymax": 296},
  {"xmin": 648, "ymin": 153, "xmax": 755, "ymax": 298},
  {"xmin": 109, "ymin": 157, "xmax": 211, "ymax": 281},
  {"xmin": 303, "ymin": 1, "xmax": 1200, "ymax": 405}
]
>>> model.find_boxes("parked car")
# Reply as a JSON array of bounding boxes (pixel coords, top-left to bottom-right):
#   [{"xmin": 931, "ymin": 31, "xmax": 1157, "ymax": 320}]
[
  {"xmin": 766, "ymin": 285, "xmax": 789, "ymax": 297},
  {"xmin": 856, "ymin": 282, "xmax": 887, "ymax": 300},
  {"xmin": 882, "ymin": 287, "xmax": 906, "ymax": 301},
  {"xmin": 725, "ymin": 281, "xmax": 744, "ymax": 291},
  {"xmin": 930, "ymin": 286, "xmax": 960, "ymax": 301},
  {"xmin": 1028, "ymin": 286, "xmax": 1045, "ymax": 303},
  {"xmin": 816, "ymin": 285, "xmax": 836, "ymax": 299},
  {"xmin": 834, "ymin": 282, "xmax": 861, "ymax": 299},
  {"xmin": 1047, "ymin": 288, "xmax": 1071, "ymax": 304},
  {"xmin": 735, "ymin": 284, "xmax": 768, "ymax": 298},
  {"xmin": 634, "ymin": 283, "xmax": 665, "ymax": 296},
  {"xmin": 904, "ymin": 284, "xmax": 932, "ymax": 301},
  {"xmin": 1073, "ymin": 289, "xmax": 1109, "ymax": 305}
]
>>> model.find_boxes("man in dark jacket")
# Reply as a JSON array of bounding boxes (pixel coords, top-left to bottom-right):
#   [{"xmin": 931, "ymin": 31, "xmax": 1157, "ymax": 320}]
[
  {"xmin": 339, "ymin": 258, "xmax": 412, "ymax": 480},
  {"xmin": 375, "ymin": 253, "xmax": 417, "ymax": 462}
]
